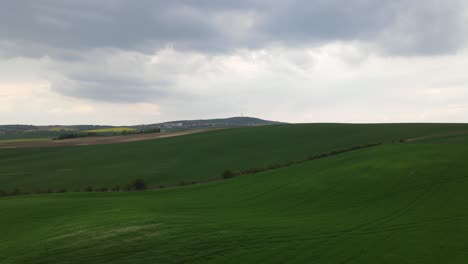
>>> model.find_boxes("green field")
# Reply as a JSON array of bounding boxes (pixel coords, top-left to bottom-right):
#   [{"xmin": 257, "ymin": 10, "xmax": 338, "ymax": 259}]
[
  {"xmin": 0, "ymin": 133, "xmax": 56, "ymax": 141},
  {"xmin": 1, "ymin": 124, "xmax": 468, "ymax": 193},
  {"xmin": 84, "ymin": 127, "xmax": 137, "ymax": 133},
  {"xmin": 1, "ymin": 131, "xmax": 468, "ymax": 263},
  {"xmin": 0, "ymin": 138, "xmax": 50, "ymax": 143},
  {"xmin": 46, "ymin": 127, "xmax": 76, "ymax": 132}
]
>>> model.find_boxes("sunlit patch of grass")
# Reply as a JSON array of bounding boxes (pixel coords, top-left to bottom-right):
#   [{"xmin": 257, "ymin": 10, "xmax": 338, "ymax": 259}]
[{"xmin": 84, "ymin": 127, "xmax": 137, "ymax": 133}]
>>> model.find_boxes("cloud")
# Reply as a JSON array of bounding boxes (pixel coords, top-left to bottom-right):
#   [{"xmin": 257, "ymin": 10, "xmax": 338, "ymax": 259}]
[
  {"xmin": 1, "ymin": 1, "xmax": 468, "ymax": 124},
  {"xmin": 0, "ymin": 82, "xmax": 161, "ymax": 125},
  {"xmin": 259, "ymin": 0, "xmax": 467, "ymax": 56},
  {"xmin": 1, "ymin": 0, "xmax": 466, "ymax": 59},
  {"xmin": 2, "ymin": 47, "xmax": 468, "ymax": 124},
  {"xmin": 43, "ymin": 49, "xmax": 168, "ymax": 102}
]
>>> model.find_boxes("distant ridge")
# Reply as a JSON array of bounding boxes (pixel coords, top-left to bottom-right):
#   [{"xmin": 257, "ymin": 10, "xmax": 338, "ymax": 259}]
[
  {"xmin": 134, "ymin": 117, "xmax": 283, "ymax": 132},
  {"xmin": 0, "ymin": 117, "xmax": 282, "ymax": 136}
]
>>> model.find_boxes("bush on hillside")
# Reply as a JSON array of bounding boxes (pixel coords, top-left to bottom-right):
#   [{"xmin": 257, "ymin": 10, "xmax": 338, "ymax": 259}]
[
  {"xmin": 222, "ymin": 170, "xmax": 235, "ymax": 179},
  {"xmin": 10, "ymin": 188, "xmax": 22, "ymax": 196},
  {"xmin": 125, "ymin": 179, "xmax": 147, "ymax": 191},
  {"xmin": 133, "ymin": 179, "xmax": 147, "ymax": 190}
]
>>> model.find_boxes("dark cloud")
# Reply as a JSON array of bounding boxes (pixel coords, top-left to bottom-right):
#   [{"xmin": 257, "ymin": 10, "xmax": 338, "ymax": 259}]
[
  {"xmin": 1, "ymin": 0, "xmax": 467, "ymax": 106},
  {"xmin": 0, "ymin": 1, "xmax": 219, "ymax": 57},
  {"xmin": 1, "ymin": 0, "xmax": 466, "ymax": 58},
  {"xmin": 257, "ymin": 0, "xmax": 466, "ymax": 56}
]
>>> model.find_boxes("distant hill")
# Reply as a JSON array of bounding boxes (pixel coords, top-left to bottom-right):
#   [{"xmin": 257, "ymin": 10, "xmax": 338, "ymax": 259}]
[
  {"xmin": 2, "ymin": 122, "xmax": 468, "ymax": 192},
  {"xmin": 132, "ymin": 117, "xmax": 283, "ymax": 132},
  {"xmin": 0, "ymin": 117, "xmax": 282, "ymax": 138}
]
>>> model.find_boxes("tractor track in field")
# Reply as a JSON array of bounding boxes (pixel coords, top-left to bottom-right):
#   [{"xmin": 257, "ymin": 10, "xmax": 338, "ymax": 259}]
[
  {"xmin": 0, "ymin": 128, "xmax": 221, "ymax": 149},
  {"xmin": 405, "ymin": 130, "xmax": 468, "ymax": 142}
]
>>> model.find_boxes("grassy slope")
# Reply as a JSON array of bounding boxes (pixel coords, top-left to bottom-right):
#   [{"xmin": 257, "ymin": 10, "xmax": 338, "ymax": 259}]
[
  {"xmin": 1, "ymin": 123, "xmax": 468, "ymax": 192},
  {"xmin": 1, "ymin": 134, "xmax": 468, "ymax": 263}
]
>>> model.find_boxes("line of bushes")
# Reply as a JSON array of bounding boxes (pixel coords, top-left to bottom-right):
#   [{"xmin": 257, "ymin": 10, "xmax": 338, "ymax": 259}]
[
  {"xmin": 114, "ymin": 128, "xmax": 161, "ymax": 136},
  {"xmin": 85, "ymin": 178, "xmax": 148, "ymax": 192},
  {"xmin": 221, "ymin": 142, "xmax": 382, "ymax": 179},
  {"xmin": 0, "ymin": 188, "xmax": 68, "ymax": 197},
  {"xmin": 53, "ymin": 132, "xmax": 99, "ymax": 140},
  {"xmin": 53, "ymin": 128, "xmax": 161, "ymax": 140},
  {"xmin": 0, "ymin": 179, "xmax": 149, "ymax": 197}
]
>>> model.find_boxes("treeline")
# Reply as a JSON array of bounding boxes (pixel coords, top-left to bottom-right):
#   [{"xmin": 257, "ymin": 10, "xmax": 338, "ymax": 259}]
[
  {"xmin": 85, "ymin": 178, "xmax": 148, "ymax": 192},
  {"xmin": 113, "ymin": 128, "xmax": 160, "ymax": 136},
  {"xmin": 53, "ymin": 128, "xmax": 160, "ymax": 140},
  {"xmin": 220, "ymin": 143, "xmax": 383, "ymax": 179},
  {"xmin": 0, "ymin": 179, "xmax": 149, "ymax": 197},
  {"xmin": 0, "ymin": 188, "xmax": 68, "ymax": 197},
  {"xmin": 53, "ymin": 132, "xmax": 98, "ymax": 140}
]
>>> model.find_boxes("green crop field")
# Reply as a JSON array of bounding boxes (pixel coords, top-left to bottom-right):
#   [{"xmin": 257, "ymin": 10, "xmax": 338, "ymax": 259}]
[
  {"xmin": 46, "ymin": 127, "xmax": 76, "ymax": 132},
  {"xmin": 0, "ymin": 133, "xmax": 57, "ymax": 141},
  {"xmin": 0, "ymin": 138, "xmax": 50, "ymax": 143},
  {"xmin": 1, "ymin": 130, "xmax": 468, "ymax": 263},
  {"xmin": 1, "ymin": 124, "xmax": 468, "ymax": 193},
  {"xmin": 84, "ymin": 127, "xmax": 137, "ymax": 133}
]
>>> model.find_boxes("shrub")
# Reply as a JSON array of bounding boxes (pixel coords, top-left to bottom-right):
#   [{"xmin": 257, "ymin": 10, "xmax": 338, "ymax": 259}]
[
  {"xmin": 85, "ymin": 186, "xmax": 93, "ymax": 192},
  {"xmin": 124, "ymin": 179, "xmax": 147, "ymax": 191},
  {"xmin": 11, "ymin": 188, "xmax": 21, "ymax": 196},
  {"xmin": 133, "ymin": 179, "xmax": 147, "ymax": 190},
  {"xmin": 222, "ymin": 170, "xmax": 235, "ymax": 179},
  {"xmin": 111, "ymin": 185, "xmax": 121, "ymax": 192}
]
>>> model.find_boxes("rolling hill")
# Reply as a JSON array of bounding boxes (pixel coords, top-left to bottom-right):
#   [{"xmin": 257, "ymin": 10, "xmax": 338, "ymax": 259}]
[
  {"xmin": 1, "ymin": 123, "xmax": 468, "ymax": 193},
  {"xmin": 1, "ymin": 130, "xmax": 468, "ymax": 263},
  {"xmin": 134, "ymin": 116, "xmax": 282, "ymax": 132},
  {"xmin": 0, "ymin": 117, "xmax": 280, "ymax": 141}
]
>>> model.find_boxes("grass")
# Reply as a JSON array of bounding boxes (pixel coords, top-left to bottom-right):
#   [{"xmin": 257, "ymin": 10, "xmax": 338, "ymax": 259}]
[
  {"xmin": 1, "ymin": 123, "xmax": 468, "ymax": 192},
  {"xmin": 46, "ymin": 127, "xmax": 76, "ymax": 132},
  {"xmin": 0, "ymin": 133, "xmax": 56, "ymax": 141},
  {"xmin": 1, "ymin": 133, "xmax": 468, "ymax": 263},
  {"xmin": 84, "ymin": 127, "xmax": 137, "ymax": 133},
  {"xmin": 0, "ymin": 138, "xmax": 50, "ymax": 143}
]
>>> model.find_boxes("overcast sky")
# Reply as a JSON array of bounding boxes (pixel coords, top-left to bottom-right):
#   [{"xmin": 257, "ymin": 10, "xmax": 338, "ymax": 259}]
[{"xmin": 1, "ymin": 0, "xmax": 468, "ymax": 125}]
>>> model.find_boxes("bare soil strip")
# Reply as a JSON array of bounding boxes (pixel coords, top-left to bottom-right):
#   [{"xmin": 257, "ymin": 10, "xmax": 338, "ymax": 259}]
[{"xmin": 0, "ymin": 129, "xmax": 220, "ymax": 149}]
